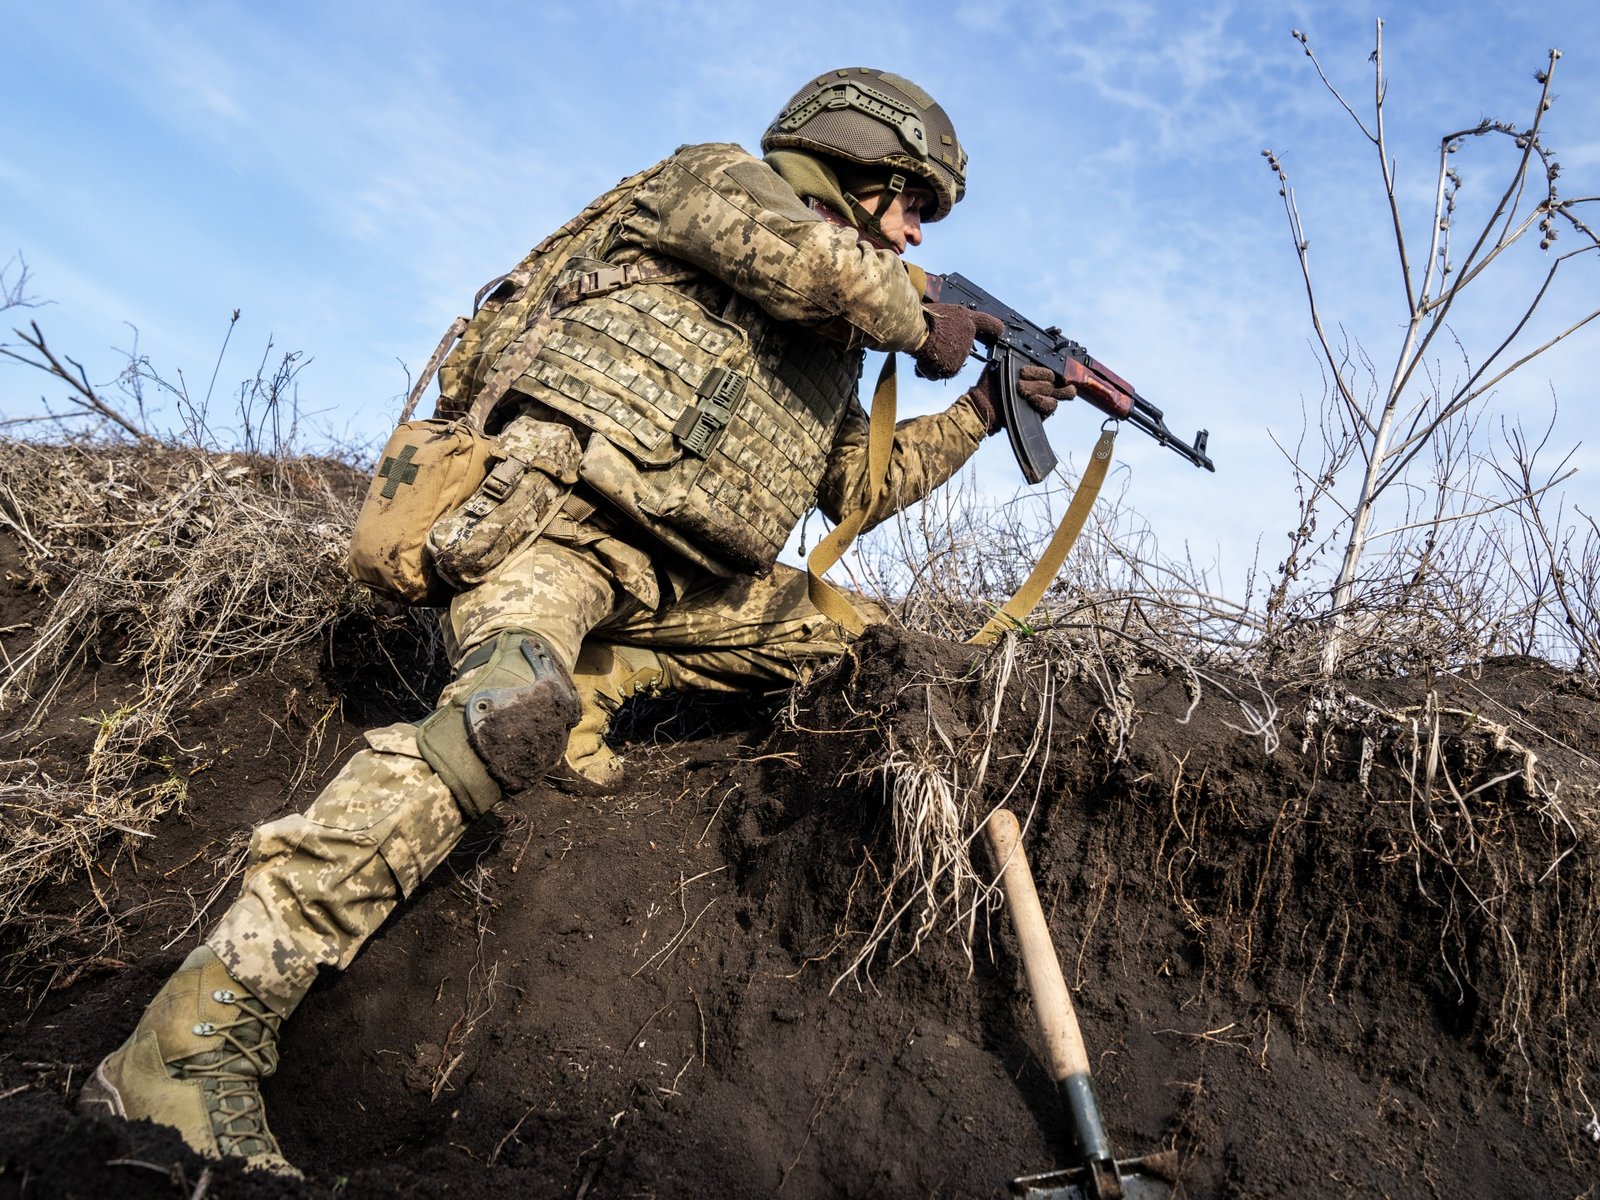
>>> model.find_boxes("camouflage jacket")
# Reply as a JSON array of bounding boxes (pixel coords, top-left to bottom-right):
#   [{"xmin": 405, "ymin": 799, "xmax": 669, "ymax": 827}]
[{"xmin": 510, "ymin": 142, "xmax": 987, "ymax": 576}]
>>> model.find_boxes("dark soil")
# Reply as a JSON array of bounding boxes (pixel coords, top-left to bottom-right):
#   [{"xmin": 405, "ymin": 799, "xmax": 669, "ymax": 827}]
[{"xmin": 3, "ymin": 528, "xmax": 1600, "ymax": 1199}]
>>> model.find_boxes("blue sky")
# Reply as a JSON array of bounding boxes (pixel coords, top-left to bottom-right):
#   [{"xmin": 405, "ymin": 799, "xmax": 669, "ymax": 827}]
[{"xmin": 3, "ymin": 1, "xmax": 1598, "ymax": 591}]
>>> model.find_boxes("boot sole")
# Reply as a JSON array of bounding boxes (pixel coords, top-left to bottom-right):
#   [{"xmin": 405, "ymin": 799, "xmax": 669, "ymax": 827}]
[{"xmin": 547, "ymin": 760, "xmax": 627, "ymax": 796}]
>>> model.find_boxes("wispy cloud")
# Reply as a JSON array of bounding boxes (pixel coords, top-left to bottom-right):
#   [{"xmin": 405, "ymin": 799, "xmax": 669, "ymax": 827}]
[{"xmin": 4, "ymin": 0, "xmax": 1597, "ymax": 584}]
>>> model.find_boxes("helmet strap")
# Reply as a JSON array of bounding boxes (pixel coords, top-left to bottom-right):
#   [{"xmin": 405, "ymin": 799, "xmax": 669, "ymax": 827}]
[{"xmin": 843, "ymin": 173, "xmax": 906, "ymax": 249}]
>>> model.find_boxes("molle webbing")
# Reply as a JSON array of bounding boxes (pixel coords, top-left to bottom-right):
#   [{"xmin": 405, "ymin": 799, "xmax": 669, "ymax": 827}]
[
  {"xmin": 529, "ymin": 280, "xmax": 859, "ymax": 573},
  {"xmin": 424, "ymin": 159, "xmax": 678, "ymax": 426},
  {"xmin": 411, "ymin": 256, "xmax": 690, "ymax": 438},
  {"xmin": 549, "ymin": 257, "xmax": 689, "ymax": 311},
  {"xmin": 459, "ymin": 257, "xmax": 691, "ymax": 436},
  {"xmin": 531, "ymin": 283, "xmax": 745, "ymax": 461}
]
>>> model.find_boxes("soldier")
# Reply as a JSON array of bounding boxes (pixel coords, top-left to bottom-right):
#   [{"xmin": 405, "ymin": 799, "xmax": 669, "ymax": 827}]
[{"xmin": 76, "ymin": 68, "xmax": 1077, "ymax": 1172}]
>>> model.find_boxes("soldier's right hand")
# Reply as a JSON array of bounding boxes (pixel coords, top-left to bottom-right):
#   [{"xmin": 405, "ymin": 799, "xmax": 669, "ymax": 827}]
[{"xmin": 914, "ymin": 303, "xmax": 1006, "ymax": 381}]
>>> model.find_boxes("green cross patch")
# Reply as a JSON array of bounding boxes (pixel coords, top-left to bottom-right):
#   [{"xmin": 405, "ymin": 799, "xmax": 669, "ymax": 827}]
[{"xmin": 379, "ymin": 444, "xmax": 421, "ymax": 498}]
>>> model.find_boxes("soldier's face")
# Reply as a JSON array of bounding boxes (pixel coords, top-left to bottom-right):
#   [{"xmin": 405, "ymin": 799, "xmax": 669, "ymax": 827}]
[{"xmin": 871, "ymin": 188, "xmax": 930, "ymax": 254}]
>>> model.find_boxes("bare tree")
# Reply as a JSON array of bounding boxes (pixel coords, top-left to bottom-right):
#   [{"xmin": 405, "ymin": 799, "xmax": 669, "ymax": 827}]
[{"xmin": 1264, "ymin": 21, "xmax": 1599, "ymax": 675}]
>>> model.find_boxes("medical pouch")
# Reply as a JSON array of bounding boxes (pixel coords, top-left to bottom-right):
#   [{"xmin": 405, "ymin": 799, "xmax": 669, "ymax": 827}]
[{"xmin": 346, "ymin": 419, "xmax": 495, "ymax": 606}]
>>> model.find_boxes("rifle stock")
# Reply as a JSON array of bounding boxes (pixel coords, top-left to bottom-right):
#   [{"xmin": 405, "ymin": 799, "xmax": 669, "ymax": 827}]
[{"xmin": 924, "ymin": 272, "xmax": 1215, "ymax": 481}]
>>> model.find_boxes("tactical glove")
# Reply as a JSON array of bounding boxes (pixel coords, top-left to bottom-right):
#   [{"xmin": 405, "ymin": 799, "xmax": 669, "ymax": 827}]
[
  {"xmin": 914, "ymin": 303, "xmax": 1006, "ymax": 381},
  {"xmin": 963, "ymin": 363, "xmax": 1077, "ymax": 435}
]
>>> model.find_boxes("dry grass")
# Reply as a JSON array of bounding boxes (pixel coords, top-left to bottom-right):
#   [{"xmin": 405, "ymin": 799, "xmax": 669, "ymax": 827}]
[
  {"xmin": 824, "ymin": 638, "xmax": 1023, "ymax": 989},
  {"xmin": 819, "ymin": 469, "xmax": 1284, "ymax": 988},
  {"xmin": 0, "ymin": 440, "xmax": 359, "ymax": 714},
  {"xmin": 1153, "ymin": 674, "xmax": 1600, "ymax": 1128},
  {"xmin": 1376, "ymin": 690, "xmax": 1598, "ymax": 1099},
  {"xmin": 860, "ymin": 467, "xmax": 1264, "ymax": 661},
  {"xmin": 0, "ymin": 434, "xmax": 377, "ymax": 989},
  {"xmin": 0, "ymin": 761, "xmax": 146, "ymax": 990}
]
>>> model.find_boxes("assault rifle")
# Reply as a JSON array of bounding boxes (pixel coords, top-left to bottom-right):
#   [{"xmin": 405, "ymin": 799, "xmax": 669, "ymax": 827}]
[{"xmin": 924, "ymin": 273, "xmax": 1215, "ymax": 482}]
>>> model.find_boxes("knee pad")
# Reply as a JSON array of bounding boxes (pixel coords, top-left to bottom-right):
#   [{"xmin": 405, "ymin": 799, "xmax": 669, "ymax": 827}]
[{"xmin": 416, "ymin": 630, "xmax": 580, "ymax": 818}]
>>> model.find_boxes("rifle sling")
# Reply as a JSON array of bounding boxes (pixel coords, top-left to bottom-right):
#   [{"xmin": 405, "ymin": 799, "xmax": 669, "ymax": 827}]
[
  {"xmin": 806, "ymin": 355, "xmax": 899, "ymax": 634},
  {"xmin": 806, "ymin": 358, "xmax": 1117, "ymax": 645},
  {"xmin": 969, "ymin": 426, "xmax": 1117, "ymax": 645}
]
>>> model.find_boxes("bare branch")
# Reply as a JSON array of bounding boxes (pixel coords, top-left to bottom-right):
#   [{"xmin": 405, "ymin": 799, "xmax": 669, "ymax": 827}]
[
  {"xmin": 1, "ymin": 253, "xmax": 40, "ymax": 313},
  {"xmin": 1381, "ymin": 298, "xmax": 1598, "ymax": 492},
  {"xmin": 1262, "ymin": 153, "xmax": 1370, "ymax": 435},
  {"xmin": 1365, "ymin": 468, "xmax": 1576, "ymax": 541},
  {"xmin": 1, "ymin": 322, "xmax": 158, "ymax": 445},
  {"xmin": 1291, "ymin": 27, "xmax": 1376, "ymax": 143},
  {"xmin": 1369, "ymin": 21, "xmax": 1419, "ymax": 317}
]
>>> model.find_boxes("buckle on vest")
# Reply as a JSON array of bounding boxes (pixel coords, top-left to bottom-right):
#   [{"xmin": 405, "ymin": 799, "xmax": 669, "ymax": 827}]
[
  {"xmin": 463, "ymin": 457, "xmax": 527, "ymax": 519},
  {"xmin": 673, "ymin": 367, "xmax": 747, "ymax": 457}
]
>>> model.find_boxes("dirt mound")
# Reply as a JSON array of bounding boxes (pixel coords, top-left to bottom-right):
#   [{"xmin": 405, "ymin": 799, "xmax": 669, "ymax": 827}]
[{"xmin": 5, "ymin": 517, "xmax": 1600, "ymax": 1196}]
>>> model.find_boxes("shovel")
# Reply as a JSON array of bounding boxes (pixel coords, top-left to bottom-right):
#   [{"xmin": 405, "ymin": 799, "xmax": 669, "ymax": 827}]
[{"xmin": 984, "ymin": 808, "xmax": 1176, "ymax": 1200}]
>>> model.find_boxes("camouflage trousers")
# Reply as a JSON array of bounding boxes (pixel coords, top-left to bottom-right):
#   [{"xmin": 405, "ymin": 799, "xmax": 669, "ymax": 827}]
[{"xmin": 208, "ymin": 519, "xmax": 868, "ymax": 1016}]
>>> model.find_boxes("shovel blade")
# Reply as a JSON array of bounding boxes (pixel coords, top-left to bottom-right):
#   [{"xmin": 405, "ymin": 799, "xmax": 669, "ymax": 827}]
[{"xmin": 1012, "ymin": 1154, "xmax": 1176, "ymax": 1200}]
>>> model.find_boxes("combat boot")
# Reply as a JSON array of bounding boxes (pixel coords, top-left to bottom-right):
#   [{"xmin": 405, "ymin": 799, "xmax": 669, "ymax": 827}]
[
  {"xmin": 78, "ymin": 946, "xmax": 295, "ymax": 1175},
  {"xmin": 556, "ymin": 643, "xmax": 669, "ymax": 791}
]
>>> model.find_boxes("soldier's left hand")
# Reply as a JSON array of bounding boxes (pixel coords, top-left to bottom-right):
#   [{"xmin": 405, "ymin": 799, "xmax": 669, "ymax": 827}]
[
  {"xmin": 1013, "ymin": 365, "xmax": 1077, "ymax": 416},
  {"xmin": 914, "ymin": 303, "xmax": 1006, "ymax": 380},
  {"xmin": 961, "ymin": 362, "xmax": 1055, "ymax": 434}
]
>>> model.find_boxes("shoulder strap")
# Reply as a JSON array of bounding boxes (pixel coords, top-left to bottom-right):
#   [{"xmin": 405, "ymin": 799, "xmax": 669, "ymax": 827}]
[{"xmin": 399, "ymin": 316, "xmax": 468, "ymax": 423}]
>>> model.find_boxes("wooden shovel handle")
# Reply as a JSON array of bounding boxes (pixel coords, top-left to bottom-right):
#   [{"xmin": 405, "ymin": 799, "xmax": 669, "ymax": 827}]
[
  {"xmin": 988, "ymin": 809, "xmax": 1155, "ymax": 1195},
  {"xmin": 984, "ymin": 808, "xmax": 1091, "ymax": 1081}
]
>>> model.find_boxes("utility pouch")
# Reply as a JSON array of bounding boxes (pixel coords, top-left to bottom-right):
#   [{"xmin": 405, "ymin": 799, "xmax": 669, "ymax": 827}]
[
  {"xmin": 346, "ymin": 419, "xmax": 496, "ymax": 606},
  {"xmin": 427, "ymin": 416, "xmax": 583, "ymax": 588},
  {"xmin": 347, "ymin": 263, "xmax": 569, "ymax": 607}
]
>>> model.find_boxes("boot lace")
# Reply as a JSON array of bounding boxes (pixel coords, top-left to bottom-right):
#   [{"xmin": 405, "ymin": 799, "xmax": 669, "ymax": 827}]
[{"xmin": 172, "ymin": 989, "xmax": 284, "ymax": 1158}]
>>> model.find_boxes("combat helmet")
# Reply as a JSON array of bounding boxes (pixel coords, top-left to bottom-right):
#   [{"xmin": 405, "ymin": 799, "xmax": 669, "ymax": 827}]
[{"xmin": 761, "ymin": 68, "xmax": 967, "ymax": 223}]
